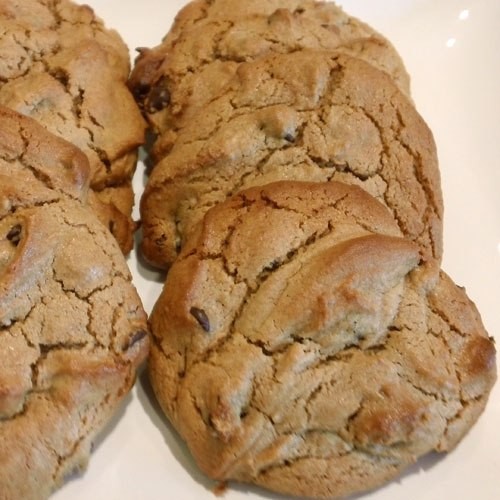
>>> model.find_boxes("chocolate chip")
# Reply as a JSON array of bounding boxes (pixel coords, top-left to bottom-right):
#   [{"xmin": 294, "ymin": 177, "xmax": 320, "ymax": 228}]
[
  {"xmin": 284, "ymin": 133, "xmax": 295, "ymax": 142},
  {"xmin": 155, "ymin": 234, "xmax": 167, "ymax": 246},
  {"xmin": 131, "ymin": 82, "xmax": 150, "ymax": 100},
  {"xmin": 6, "ymin": 224, "xmax": 22, "ymax": 246},
  {"xmin": 190, "ymin": 307, "xmax": 211, "ymax": 332},
  {"xmin": 122, "ymin": 329, "xmax": 148, "ymax": 351},
  {"xmin": 147, "ymin": 79, "xmax": 171, "ymax": 112}
]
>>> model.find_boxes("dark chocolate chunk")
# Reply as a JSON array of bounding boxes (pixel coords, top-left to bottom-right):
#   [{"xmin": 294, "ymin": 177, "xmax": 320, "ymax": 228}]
[
  {"xmin": 190, "ymin": 307, "xmax": 211, "ymax": 332},
  {"xmin": 6, "ymin": 224, "xmax": 22, "ymax": 246},
  {"xmin": 122, "ymin": 329, "xmax": 148, "ymax": 351},
  {"xmin": 147, "ymin": 79, "xmax": 171, "ymax": 112},
  {"xmin": 128, "ymin": 48, "xmax": 166, "ymax": 101},
  {"xmin": 132, "ymin": 82, "xmax": 150, "ymax": 100},
  {"xmin": 155, "ymin": 234, "xmax": 167, "ymax": 246},
  {"xmin": 284, "ymin": 133, "xmax": 295, "ymax": 142}
]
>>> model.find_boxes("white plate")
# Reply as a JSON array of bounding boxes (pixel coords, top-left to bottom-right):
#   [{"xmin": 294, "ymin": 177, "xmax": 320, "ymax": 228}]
[{"xmin": 53, "ymin": 1, "xmax": 500, "ymax": 499}]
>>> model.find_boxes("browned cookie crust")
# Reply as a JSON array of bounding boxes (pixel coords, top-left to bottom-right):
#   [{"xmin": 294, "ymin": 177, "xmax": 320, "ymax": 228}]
[
  {"xmin": 130, "ymin": 0, "xmax": 410, "ymax": 137},
  {"xmin": 140, "ymin": 51, "xmax": 441, "ymax": 268},
  {"xmin": 0, "ymin": 106, "xmax": 149, "ymax": 499},
  {"xmin": 148, "ymin": 181, "xmax": 496, "ymax": 499},
  {"xmin": 0, "ymin": 106, "xmax": 90, "ymax": 205},
  {"xmin": 0, "ymin": 0, "xmax": 147, "ymax": 253}
]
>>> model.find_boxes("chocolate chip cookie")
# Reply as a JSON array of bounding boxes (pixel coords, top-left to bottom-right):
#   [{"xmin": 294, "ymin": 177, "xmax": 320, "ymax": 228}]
[
  {"xmin": 0, "ymin": 106, "xmax": 149, "ymax": 500},
  {"xmin": 140, "ymin": 51, "xmax": 441, "ymax": 268},
  {"xmin": 148, "ymin": 180, "xmax": 496, "ymax": 499},
  {"xmin": 0, "ymin": 0, "xmax": 147, "ymax": 253},
  {"xmin": 130, "ymin": 0, "xmax": 410, "ymax": 137}
]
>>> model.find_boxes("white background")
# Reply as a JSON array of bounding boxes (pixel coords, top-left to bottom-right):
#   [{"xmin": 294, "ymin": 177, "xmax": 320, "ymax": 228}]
[{"xmin": 53, "ymin": 1, "xmax": 500, "ymax": 499}]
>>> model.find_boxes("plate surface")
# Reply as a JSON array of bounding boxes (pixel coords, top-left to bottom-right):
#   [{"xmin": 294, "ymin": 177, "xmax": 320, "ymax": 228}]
[{"xmin": 52, "ymin": 1, "xmax": 500, "ymax": 499}]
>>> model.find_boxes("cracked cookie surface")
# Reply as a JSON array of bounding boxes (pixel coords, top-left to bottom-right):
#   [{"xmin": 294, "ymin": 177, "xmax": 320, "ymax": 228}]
[
  {"xmin": 130, "ymin": 0, "xmax": 410, "ymax": 137},
  {"xmin": 140, "ymin": 51, "xmax": 441, "ymax": 268},
  {"xmin": 0, "ymin": 0, "xmax": 146, "ymax": 253},
  {"xmin": 0, "ymin": 107, "xmax": 149, "ymax": 500},
  {"xmin": 0, "ymin": 106, "xmax": 89, "ymax": 206},
  {"xmin": 148, "ymin": 180, "xmax": 496, "ymax": 499}
]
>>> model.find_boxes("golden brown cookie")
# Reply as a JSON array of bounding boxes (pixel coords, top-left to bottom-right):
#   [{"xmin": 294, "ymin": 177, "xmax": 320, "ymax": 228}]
[
  {"xmin": 140, "ymin": 51, "xmax": 441, "ymax": 268},
  {"xmin": 0, "ymin": 106, "xmax": 149, "ymax": 500},
  {"xmin": 0, "ymin": 0, "xmax": 147, "ymax": 253},
  {"xmin": 130, "ymin": 0, "xmax": 410, "ymax": 136},
  {"xmin": 0, "ymin": 106, "xmax": 89, "ymax": 206},
  {"xmin": 149, "ymin": 181, "xmax": 496, "ymax": 499}
]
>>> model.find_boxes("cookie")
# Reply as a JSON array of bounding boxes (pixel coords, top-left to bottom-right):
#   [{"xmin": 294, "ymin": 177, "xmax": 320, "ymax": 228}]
[
  {"xmin": 0, "ymin": 0, "xmax": 147, "ymax": 253},
  {"xmin": 148, "ymin": 181, "xmax": 496, "ymax": 499},
  {"xmin": 0, "ymin": 106, "xmax": 89, "ymax": 206},
  {"xmin": 130, "ymin": 0, "xmax": 410, "ymax": 137},
  {"xmin": 140, "ymin": 51, "xmax": 442, "ymax": 268},
  {"xmin": 0, "ymin": 107, "xmax": 149, "ymax": 499}
]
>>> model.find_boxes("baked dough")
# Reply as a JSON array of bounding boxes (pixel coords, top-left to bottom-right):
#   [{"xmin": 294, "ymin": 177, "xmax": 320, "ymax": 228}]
[
  {"xmin": 0, "ymin": 106, "xmax": 148, "ymax": 500},
  {"xmin": 129, "ymin": 0, "xmax": 410, "ymax": 136},
  {"xmin": 0, "ymin": 0, "xmax": 146, "ymax": 252},
  {"xmin": 140, "ymin": 51, "xmax": 441, "ymax": 268},
  {"xmin": 149, "ymin": 181, "xmax": 496, "ymax": 499}
]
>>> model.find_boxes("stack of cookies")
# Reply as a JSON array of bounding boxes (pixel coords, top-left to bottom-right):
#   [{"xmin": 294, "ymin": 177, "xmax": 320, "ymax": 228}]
[
  {"xmin": 0, "ymin": 1, "xmax": 148, "ymax": 498},
  {"xmin": 129, "ymin": 0, "xmax": 497, "ymax": 498},
  {"xmin": 0, "ymin": 0, "xmax": 496, "ymax": 498}
]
